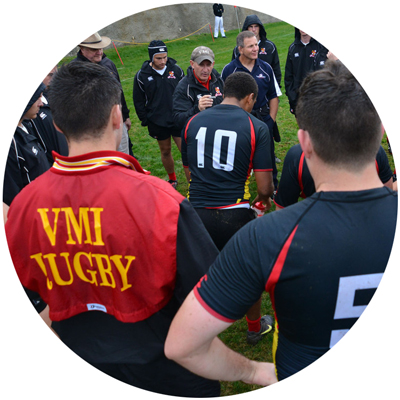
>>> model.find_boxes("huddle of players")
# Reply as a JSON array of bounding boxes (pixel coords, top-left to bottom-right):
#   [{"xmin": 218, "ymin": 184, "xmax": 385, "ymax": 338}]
[{"xmin": 5, "ymin": 16, "xmax": 397, "ymax": 398}]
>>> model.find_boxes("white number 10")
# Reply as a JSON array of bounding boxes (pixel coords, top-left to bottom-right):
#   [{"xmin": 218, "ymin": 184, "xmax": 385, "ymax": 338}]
[{"xmin": 195, "ymin": 127, "xmax": 237, "ymax": 172}]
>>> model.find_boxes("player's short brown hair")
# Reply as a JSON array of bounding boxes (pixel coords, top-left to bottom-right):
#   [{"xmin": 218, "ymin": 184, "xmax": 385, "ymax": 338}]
[
  {"xmin": 48, "ymin": 61, "xmax": 122, "ymax": 140},
  {"xmin": 237, "ymin": 31, "xmax": 256, "ymax": 48},
  {"xmin": 296, "ymin": 60, "xmax": 381, "ymax": 170}
]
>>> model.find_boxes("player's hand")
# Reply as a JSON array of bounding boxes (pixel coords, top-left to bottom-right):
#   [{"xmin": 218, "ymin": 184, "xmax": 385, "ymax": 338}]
[
  {"xmin": 264, "ymin": 197, "xmax": 272, "ymax": 211},
  {"xmin": 242, "ymin": 361, "xmax": 277, "ymax": 386},
  {"xmin": 198, "ymin": 95, "xmax": 214, "ymax": 112}
]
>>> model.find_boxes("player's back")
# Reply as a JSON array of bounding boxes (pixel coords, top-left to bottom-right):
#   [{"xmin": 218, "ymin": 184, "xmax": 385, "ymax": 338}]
[
  {"xmin": 182, "ymin": 104, "xmax": 270, "ymax": 208},
  {"xmin": 263, "ymin": 187, "xmax": 397, "ymax": 378}
]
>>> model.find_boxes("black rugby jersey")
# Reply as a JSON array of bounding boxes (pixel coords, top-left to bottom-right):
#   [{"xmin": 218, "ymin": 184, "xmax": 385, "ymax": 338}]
[
  {"xmin": 182, "ymin": 104, "xmax": 272, "ymax": 208},
  {"xmin": 274, "ymin": 144, "xmax": 393, "ymax": 208},
  {"xmin": 195, "ymin": 188, "xmax": 397, "ymax": 380}
]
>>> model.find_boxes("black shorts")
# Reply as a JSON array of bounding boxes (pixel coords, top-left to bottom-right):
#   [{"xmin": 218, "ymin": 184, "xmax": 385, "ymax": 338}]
[
  {"xmin": 148, "ymin": 121, "xmax": 181, "ymax": 141},
  {"xmin": 195, "ymin": 207, "xmax": 256, "ymax": 251}
]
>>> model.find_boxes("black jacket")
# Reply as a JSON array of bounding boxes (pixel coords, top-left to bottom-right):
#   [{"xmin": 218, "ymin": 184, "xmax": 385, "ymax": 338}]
[
  {"xmin": 72, "ymin": 51, "xmax": 130, "ymax": 121},
  {"xmin": 284, "ymin": 28, "xmax": 328, "ymax": 113},
  {"xmin": 213, "ymin": 3, "xmax": 224, "ymax": 17},
  {"xmin": 172, "ymin": 66, "xmax": 224, "ymax": 130},
  {"xmin": 231, "ymin": 14, "xmax": 281, "ymax": 86},
  {"xmin": 4, "ymin": 124, "xmax": 50, "ymax": 206},
  {"xmin": 133, "ymin": 58, "xmax": 184, "ymax": 128},
  {"xmin": 35, "ymin": 92, "xmax": 69, "ymax": 164}
]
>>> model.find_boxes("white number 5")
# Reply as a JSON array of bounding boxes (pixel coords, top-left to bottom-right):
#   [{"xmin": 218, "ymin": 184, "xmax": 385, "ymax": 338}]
[{"xmin": 330, "ymin": 273, "xmax": 383, "ymax": 348}]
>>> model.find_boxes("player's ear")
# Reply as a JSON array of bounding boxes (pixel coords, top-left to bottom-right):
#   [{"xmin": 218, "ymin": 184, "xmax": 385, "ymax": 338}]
[
  {"xmin": 53, "ymin": 120, "xmax": 63, "ymax": 134},
  {"xmin": 298, "ymin": 129, "xmax": 313, "ymax": 159},
  {"xmin": 111, "ymin": 104, "xmax": 122, "ymax": 130}
]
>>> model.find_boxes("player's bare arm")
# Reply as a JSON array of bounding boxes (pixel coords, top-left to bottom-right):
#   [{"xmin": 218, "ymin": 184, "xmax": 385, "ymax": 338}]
[{"xmin": 165, "ymin": 290, "xmax": 277, "ymax": 386}]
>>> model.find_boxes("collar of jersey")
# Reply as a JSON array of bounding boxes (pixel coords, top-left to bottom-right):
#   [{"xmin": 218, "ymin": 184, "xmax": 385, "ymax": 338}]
[{"xmin": 51, "ymin": 151, "xmax": 139, "ymax": 173}]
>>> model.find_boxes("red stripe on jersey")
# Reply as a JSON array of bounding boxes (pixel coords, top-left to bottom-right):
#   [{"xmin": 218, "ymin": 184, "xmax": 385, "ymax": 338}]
[
  {"xmin": 265, "ymin": 225, "xmax": 299, "ymax": 311},
  {"xmin": 194, "ymin": 280, "xmax": 237, "ymax": 323},
  {"xmin": 247, "ymin": 116, "xmax": 256, "ymax": 175},
  {"xmin": 375, "ymin": 160, "xmax": 379, "ymax": 174}
]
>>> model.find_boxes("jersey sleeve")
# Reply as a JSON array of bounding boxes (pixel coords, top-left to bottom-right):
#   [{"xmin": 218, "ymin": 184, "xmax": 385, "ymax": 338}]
[
  {"xmin": 376, "ymin": 146, "xmax": 393, "ymax": 184},
  {"xmin": 174, "ymin": 199, "xmax": 219, "ymax": 303},
  {"xmin": 194, "ymin": 219, "xmax": 269, "ymax": 321},
  {"xmin": 252, "ymin": 120, "xmax": 273, "ymax": 171},
  {"xmin": 274, "ymin": 145, "xmax": 303, "ymax": 208},
  {"xmin": 181, "ymin": 127, "xmax": 188, "ymax": 168}
]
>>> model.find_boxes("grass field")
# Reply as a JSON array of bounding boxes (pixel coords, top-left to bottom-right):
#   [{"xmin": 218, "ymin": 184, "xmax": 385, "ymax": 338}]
[{"xmin": 61, "ymin": 21, "xmax": 395, "ymax": 396}]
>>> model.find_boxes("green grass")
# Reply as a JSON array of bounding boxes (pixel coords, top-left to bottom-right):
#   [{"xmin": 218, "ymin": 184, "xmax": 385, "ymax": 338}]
[{"xmin": 60, "ymin": 21, "xmax": 395, "ymax": 396}]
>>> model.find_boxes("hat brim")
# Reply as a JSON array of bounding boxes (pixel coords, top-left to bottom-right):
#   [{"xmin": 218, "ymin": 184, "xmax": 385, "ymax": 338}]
[
  {"xmin": 193, "ymin": 56, "xmax": 214, "ymax": 64},
  {"xmin": 80, "ymin": 36, "xmax": 112, "ymax": 49}
]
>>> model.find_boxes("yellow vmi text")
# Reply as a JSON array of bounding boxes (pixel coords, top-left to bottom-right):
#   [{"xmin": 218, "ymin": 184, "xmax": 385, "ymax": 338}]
[{"xmin": 37, "ymin": 207, "xmax": 105, "ymax": 246}]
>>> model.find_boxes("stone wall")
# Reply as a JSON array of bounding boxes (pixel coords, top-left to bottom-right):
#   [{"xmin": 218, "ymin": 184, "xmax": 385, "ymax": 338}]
[{"xmin": 67, "ymin": 3, "xmax": 280, "ymax": 55}]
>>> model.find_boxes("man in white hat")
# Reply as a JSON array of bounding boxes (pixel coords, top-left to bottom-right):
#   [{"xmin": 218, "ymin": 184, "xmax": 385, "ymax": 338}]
[{"xmin": 72, "ymin": 32, "xmax": 133, "ymax": 156}]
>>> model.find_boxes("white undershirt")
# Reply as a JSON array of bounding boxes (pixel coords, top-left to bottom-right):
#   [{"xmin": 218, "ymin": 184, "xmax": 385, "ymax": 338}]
[
  {"xmin": 153, "ymin": 66, "xmax": 167, "ymax": 75},
  {"xmin": 18, "ymin": 124, "xmax": 29, "ymax": 134}
]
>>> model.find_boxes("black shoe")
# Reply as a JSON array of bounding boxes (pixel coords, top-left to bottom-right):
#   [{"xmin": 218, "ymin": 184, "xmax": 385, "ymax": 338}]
[
  {"xmin": 168, "ymin": 180, "xmax": 178, "ymax": 189},
  {"xmin": 246, "ymin": 315, "xmax": 274, "ymax": 345}
]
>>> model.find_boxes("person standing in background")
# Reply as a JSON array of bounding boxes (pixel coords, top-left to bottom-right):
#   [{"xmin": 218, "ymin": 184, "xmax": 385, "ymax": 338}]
[
  {"xmin": 213, "ymin": 4, "xmax": 226, "ymax": 38},
  {"xmin": 71, "ymin": 32, "xmax": 134, "ymax": 156},
  {"xmin": 231, "ymin": 14, "xmax": 281, "ymax": 87},
  {"xmin": 133, "ymin": 40, "xmax": 184, "ymax": 189}
]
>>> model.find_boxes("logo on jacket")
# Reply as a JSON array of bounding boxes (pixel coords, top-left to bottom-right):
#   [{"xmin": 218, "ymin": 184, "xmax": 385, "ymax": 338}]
[
  {"xmin": 168, "ymin": 71, "xmax": 176, "ymax": 79},
  {"xmin": 259, "ymin": 48, "xmax": 267, "ymax": 55},
  {"xmin": 215, "ymin": 87, "xmax": 223, "ymax": 97},
  {"xmin": 310, "ymin": 50, "xmax": 317, "ymax": 58},
  {"xmin": 32, "ymin": 146, "xmax": 38, "ymax": 156},
  {"xmin": 148, "ymin": 77, "xmax": 154, "ymax": 81},
  {"xmin": 255, "ymin": 74, "xmax": 266, "ymax": 79}
]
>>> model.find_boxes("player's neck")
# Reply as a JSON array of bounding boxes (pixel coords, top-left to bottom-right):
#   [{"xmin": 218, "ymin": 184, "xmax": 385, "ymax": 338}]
[
  {"xmin": 221, "ymin": 98, "xmax": 242, "ymax": 108},
  {"xmin": 312, "ymin": 162, "xmax": 383, "ymax": 192},
  {"xmin": 67, "ymin": 129, "xmax": 119, "ymax": 157}
]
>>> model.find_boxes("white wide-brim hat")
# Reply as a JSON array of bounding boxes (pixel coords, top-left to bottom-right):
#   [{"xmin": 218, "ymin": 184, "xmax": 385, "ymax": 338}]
[{"xmin": 79, "ymin": 32, "xmax": 111, "ymax": 49}]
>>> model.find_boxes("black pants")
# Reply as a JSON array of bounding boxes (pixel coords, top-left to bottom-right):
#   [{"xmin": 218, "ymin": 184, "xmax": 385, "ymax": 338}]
[
  {"xmin": 195, "ymin": 207, "xmax": 256, "ymax": 251},
  {"xmin": 91, "ymin": 360, "xmax": 220, "ymax": 397}
]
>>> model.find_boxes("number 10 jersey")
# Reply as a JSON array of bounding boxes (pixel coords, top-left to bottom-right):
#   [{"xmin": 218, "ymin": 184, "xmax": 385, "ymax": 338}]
[{"xmin": 182, "ymin": 104, "xmax": 273, "ymax": 209}]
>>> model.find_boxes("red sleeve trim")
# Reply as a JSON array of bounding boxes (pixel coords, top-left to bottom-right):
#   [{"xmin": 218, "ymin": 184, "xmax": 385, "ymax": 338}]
[
  {"xmin": 273, "ymin": 198, "xmax": 284, "ymax": 209},
  {"xmin": 253, "ymin": 168, "xmax": 273, "ymax": 172},
  {"xmin": 193, "ymin": 285, "xmax": 237, "ymax": 323}
]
